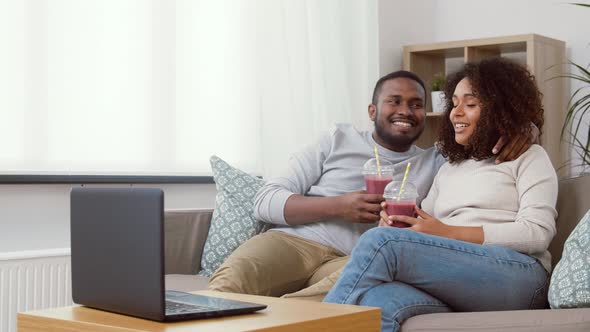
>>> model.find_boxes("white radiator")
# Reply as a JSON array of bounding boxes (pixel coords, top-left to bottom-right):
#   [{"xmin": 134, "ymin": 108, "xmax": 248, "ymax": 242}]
[{"xmin": 0, "ymin": 249, "xmax": 72, "ymax": 332}]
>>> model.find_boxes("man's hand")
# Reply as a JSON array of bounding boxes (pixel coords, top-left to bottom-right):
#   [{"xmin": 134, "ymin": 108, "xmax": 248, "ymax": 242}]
[
  {"xmin": 492, "ymin": 123, "xmax": 539, "ymax": 164},
  {"xmin": 336, "ymin": 191, "xmax": 383, "ymax": 224},
  {"xmin": 283, "ymin": 192, "xmax": 382, "ymax": 225}
]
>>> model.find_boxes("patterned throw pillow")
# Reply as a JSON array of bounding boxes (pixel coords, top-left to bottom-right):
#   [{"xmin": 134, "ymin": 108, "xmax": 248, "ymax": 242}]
[
  {"xmin": 548, "ymin": 209, "xmax": 590, "ymax": 308},
  {"xmin": 198, "ymin": 156, "xmax": 272, "ymax": 277}
]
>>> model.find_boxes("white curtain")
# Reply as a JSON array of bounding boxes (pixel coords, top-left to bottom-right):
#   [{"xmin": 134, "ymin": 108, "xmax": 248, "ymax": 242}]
[{"xmin": 0, "ymin": 0, "xmax": 378, "ymax": 178}]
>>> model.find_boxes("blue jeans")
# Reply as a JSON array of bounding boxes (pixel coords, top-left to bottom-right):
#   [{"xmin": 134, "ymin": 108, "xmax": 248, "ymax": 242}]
[{"xmin": 323, "ymin": 227, "xmax": 549, "ymax": 332}]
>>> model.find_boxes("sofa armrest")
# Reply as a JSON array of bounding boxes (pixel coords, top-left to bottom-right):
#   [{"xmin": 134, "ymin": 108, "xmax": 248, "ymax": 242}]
[
  {"xmin": 164, "ymin": 208, "xmax": 213, "ymax": 275},
  {"xmin": 550, "ymin": 174, "xmax": 590, "ymax": 266}
]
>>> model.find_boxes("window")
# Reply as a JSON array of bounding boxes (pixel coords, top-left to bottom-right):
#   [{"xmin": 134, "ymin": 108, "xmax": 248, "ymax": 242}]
[{"xmin": 0, "ymin": 0, "xmax": 377, "ymax": 178}]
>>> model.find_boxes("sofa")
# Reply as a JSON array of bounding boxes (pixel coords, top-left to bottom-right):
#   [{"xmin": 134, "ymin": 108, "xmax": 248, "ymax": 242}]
[{"xmin": 164, "ymin": 174, "xmax": 590, "ymax": 331}]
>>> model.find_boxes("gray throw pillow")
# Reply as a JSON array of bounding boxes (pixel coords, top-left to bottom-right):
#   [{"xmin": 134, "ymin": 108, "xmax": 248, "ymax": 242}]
[
  {"xmin": 548, "ymin": 209, "xmax": 590, "ymax": 308},
  {"xmin": 198, "ymin": 156, "xmax": 272, "ymax": 277}
]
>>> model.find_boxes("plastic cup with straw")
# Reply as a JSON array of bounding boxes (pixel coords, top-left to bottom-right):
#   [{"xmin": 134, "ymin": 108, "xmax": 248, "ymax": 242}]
[
  {"xmin": 383, "ymin": 162, "xmax": 418, "ymax": 227},
  {"xmin": 362, "ymin": 146, "xmax": 393, "ymax": 195}
]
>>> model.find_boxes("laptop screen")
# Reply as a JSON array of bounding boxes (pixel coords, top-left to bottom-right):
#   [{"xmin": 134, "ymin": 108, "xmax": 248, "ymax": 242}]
[{"xmin": 70, "ymin": 188, "xmax": 166, "ymax": 321}]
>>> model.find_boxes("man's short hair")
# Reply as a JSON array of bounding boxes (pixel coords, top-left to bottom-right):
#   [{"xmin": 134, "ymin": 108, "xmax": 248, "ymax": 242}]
[{"xmin": 371, "ymin": 70, "xmax": 427, "ymax": 105}]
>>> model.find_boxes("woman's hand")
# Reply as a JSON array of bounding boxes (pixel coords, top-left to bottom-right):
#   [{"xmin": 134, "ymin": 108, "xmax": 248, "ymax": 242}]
[
  {"xmin": 379, "ymin": 203, "xmax": 484, "ymax": 244},
  {"xmin": 387, "ymin": 206, "xmax": 453, "ymax": 237},
  {"xmin": 378, "ymin": 208, "xmax": 391, "ymax": 227},
  {"xmin": 379, "ymin": 202, "xmax": 395, "ymax": 227},
  {"xmin": 379, "ymin": 202, "xmax": 447, "ymax": 233}
]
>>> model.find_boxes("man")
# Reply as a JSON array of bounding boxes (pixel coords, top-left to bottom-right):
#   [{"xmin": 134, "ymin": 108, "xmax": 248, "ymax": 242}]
[{"xmin": 208, "ymin": 70, "xmax": 534, "ymax": 297}]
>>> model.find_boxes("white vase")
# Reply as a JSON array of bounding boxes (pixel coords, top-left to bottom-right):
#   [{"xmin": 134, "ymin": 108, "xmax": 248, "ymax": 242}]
[{"xmin": 430, "ymin": 91, "xmax": 445, "ymax": 113}]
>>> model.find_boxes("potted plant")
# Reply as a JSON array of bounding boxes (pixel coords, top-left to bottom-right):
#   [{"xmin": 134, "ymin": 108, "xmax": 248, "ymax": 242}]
[
  {"xmin": 560, "ymin": 3, "xmax": 590, "ymax": 175},
  {"xmin": 430, "ymin": 73, "xmax": 446, "ymax": 113},
  {"xmin": 561, "ymin": 61, "xmax": 590, "ymax": 174}
]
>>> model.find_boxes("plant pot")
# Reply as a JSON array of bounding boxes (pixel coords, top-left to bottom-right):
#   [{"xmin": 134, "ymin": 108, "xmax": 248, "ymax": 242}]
[{"xmin": 431, "ymin": 91, "xmax": 445, "ymax": 113}]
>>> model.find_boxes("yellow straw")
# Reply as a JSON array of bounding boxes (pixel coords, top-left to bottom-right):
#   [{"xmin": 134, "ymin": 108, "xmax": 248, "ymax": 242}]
[
  {"xmin": 373, "ymin": 146, "xmax": 382, "ymax": 176},
  {"xmin": 398, "ymin": 162, "xmax": 412, "ymax": 201}
]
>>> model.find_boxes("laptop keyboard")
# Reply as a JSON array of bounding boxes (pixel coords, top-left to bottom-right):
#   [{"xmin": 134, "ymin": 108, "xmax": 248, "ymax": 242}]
[{"xmin": 165, "ymin": 300, "xmax": 213, "ymax": 314}]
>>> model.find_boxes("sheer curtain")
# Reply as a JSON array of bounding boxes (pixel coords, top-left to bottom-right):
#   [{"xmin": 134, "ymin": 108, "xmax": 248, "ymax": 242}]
[{"xmin": 0, "ymin": 0, "xmax": 378, "ymax": 178}]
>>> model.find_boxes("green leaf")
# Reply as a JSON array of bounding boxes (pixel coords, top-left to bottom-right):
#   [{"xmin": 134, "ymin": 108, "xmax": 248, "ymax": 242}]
[
  {"xmin": 569, "ymin": 61, "xmax": 590, "ymax": 79},
  {"xmin": 571, "ymin": 98, "xmax": 590, "ymax": 139},
  {"xmin": 557, "ymin": 57, "xmax": 590, "ymax": 171},
  {"xmin": 561, "ymin": 86, "xmax": 590, "ymax": 138},
  {"xmin": 555, "ymin": 3, "xmax": 590, "ymax": 172}
]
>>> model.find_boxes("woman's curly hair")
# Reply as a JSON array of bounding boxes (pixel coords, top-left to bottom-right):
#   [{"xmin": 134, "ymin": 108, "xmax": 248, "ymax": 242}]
[{"xmin": 437, "ymin": 57, "xmax": 544, "ymax": 163}]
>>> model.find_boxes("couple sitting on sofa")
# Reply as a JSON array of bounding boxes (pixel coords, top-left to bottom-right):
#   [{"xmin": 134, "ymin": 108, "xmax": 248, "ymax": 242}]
[{"xmin": 208, "ymin": 58, "xmax": 557, "ymax": 331}]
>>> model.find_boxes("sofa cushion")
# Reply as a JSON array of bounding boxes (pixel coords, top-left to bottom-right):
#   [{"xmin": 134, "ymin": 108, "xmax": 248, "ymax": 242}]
[
  {"xmin": 166, "ymin": 274, "xmax": 209, "ymax": 292},
  {"xmin": 400, "ymin": 308, "xmax": 590, "ymax": 332},
  {"xmin": 550, "ymin": 174, "xmax": 590, "ymax": 266},
  {"xmin": 198, "ymin": 156, "xmax": 272, "ymax": 277},
  {"xmin": 548, "ymin": 209, "xmax": 590, "ymax": 309},
  {"xmin": 164, "ymin": 209, "xmax": 213, "ymax": 274}
]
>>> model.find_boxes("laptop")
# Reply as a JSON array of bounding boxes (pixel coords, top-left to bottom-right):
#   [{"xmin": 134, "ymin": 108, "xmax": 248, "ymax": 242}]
[{"xmin": 70, "ymin": 187, "xmax": 267, "ymax": 322}]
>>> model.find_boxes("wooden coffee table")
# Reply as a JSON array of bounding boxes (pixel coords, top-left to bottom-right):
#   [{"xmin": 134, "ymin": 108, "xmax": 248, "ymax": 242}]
[{"xmin": 17, "ymin": 290, "xmax": 381, "ymax": 331}]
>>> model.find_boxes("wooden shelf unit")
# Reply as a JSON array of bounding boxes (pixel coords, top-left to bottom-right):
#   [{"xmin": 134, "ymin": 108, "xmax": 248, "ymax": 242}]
[{"xmin": 403, "ymin": 34, "xmax": 567, "ymax": 171}]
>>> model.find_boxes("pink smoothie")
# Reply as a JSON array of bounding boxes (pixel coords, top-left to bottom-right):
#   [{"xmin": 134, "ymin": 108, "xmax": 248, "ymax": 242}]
[
  {"xmin": 365, "ymin": 175, "xmax": 393, "ymax": 195},
  {"xmin": 385, "ymin": 200, "xmax": 416, "ymax": 228}
]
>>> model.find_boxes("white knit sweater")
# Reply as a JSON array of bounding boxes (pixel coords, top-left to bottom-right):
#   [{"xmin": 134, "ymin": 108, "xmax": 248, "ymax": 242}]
[{"xmin": 421, "ymin": 144, "xmax": 558, "ymax": 271}]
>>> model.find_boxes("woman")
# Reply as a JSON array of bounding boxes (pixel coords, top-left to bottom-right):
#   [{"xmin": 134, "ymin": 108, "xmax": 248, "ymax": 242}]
[{"xmin": 323, "ymin": 57, "xmax": 558, "ymax": 332}]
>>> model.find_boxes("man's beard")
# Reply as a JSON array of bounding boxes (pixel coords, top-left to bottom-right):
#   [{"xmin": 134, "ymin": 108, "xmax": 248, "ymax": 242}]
[{"xmin": 374, "ymin": 117, "xmax": 424, "ymax": 150}]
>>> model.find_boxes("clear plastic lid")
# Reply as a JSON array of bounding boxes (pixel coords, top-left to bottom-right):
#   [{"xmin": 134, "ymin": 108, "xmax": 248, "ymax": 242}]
[
  {"xmin": 383, "ymin": 180, "xmax": 418, "ymax": 201},
  {"xmin": 362, "ymin": 158, "xmax": 394, "ymax": 176}
]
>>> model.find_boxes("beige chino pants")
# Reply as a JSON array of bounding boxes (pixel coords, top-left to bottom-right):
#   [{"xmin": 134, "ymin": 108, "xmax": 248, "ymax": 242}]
[{"xmin": 208, "ymin": 231, "xmax": 346, "ymax": 297}]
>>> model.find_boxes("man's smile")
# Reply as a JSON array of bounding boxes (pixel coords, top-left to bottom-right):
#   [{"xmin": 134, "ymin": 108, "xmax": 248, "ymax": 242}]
[{"xmin": 392, "ymin": 121, "xmax": 414, "ymax": 128}]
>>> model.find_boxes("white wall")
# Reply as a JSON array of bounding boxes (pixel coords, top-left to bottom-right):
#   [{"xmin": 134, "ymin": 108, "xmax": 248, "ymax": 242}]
[
  {"xmin": 377, "ymin": 0, "xmax": 590, "ymax": 172},
  {"xmin": 0, "ymin": 183, "xmax": 216, "ymax": 252},
  {"xmin": 378, "ymin": 0, "xmax": 590, "ymax": 73},
  {"xmin": 377, "ymin": 0, "xmax": 437, "ymax": 75}
]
